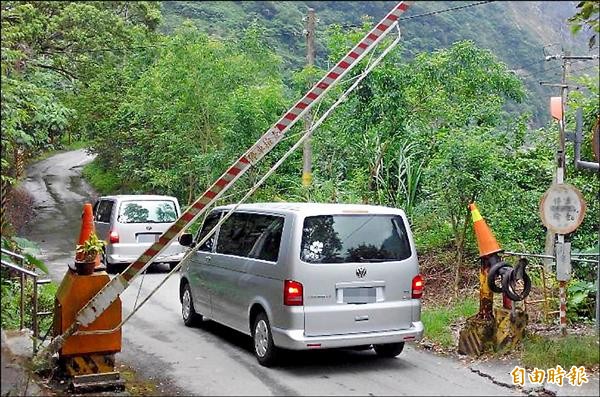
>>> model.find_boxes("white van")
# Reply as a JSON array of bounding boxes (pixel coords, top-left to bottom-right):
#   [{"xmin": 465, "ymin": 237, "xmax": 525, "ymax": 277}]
[
  {"xmin": 93, "ymin": 195, "xmax": 186, "ymax": 273},
  {"xmin": 179, "ymin": 203, "xmax": 424, "ymax": 366}
]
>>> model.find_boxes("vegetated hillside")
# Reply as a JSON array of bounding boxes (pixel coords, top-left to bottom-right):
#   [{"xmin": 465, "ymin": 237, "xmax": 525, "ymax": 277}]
[{"xmin": 160, "ymin": 1, "xmax": 596, "ymax": 127}]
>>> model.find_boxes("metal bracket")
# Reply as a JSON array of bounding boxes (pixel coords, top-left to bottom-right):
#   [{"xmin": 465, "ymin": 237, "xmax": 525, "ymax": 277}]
[
  {"xmin": 555, "ymin": 241, "xmax": 572, "ymax": 281},
  {"xmin": 71, "ymin": 372, "xmax": 124, "ymax": 393}
]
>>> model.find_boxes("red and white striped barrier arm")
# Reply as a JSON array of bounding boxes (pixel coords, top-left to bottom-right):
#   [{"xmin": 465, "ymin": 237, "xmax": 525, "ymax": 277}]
[{"xmin": 75, "ymin": 1, "xmax": 413, "ymax": 327}]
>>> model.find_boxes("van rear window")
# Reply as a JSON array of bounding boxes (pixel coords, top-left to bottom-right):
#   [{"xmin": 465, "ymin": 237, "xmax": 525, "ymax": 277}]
[
  {"xmin": 118, "ymin": 200, "xmax": 178, "ymax": 224},
  {"xmin": 301, "ymin": 215, "xmax": 411, "ymax": 264}
]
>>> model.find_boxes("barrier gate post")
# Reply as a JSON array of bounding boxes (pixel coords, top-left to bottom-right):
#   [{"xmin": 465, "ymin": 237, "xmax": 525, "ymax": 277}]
[{"xmin": 458, "ymin": 203, "xmax": 529, "ymax": 356}]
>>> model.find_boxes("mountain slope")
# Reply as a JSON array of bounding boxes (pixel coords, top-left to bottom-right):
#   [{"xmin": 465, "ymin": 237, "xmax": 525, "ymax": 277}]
[{"xmin": 159, "ymin": 1, "xmax": 597, "ymax": 126}]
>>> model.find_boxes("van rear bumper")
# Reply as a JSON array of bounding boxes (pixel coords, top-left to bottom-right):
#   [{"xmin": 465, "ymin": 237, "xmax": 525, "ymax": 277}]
[
  {"xmin": 271, "ymin": 321, "xmax": 424, "ymax": 350},
  {"xmin": 107, "ymin": 244, "xmax": 185, "ymax": 264},
  {"xmin": 108, "ymin": 252, "xmax": 185, "ymax": 264}
]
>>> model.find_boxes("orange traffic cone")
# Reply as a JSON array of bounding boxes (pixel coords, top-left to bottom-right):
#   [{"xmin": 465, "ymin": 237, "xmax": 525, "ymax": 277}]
[
  {"xmin": 75, "ymin": 202, "xmax": 101, "ymax": 268},
  {"xmin": 469, "ymin": 202, "xmax": 502, "ymax": 258}
]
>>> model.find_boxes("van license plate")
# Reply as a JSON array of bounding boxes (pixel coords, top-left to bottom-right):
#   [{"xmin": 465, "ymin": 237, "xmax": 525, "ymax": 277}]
[
  {"xmin": 343, "ymin": 287, "xmax": 376, "ymax": 304},
  {"xmin": 137, "ymin": 233, "xmax": 160, "ymax": 243}
]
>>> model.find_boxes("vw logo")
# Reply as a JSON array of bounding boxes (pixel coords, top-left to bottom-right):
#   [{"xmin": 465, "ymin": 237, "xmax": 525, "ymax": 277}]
[
  {"xmin": 356, "ymin": 266, "xmax": 367, "ymax": 278},
  {"xmin": 146, "ymin": 226, "xmax": 152, "ymax": 230}
]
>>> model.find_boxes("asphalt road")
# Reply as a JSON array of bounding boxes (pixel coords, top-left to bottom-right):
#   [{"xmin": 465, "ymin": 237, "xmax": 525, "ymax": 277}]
[{"xmin": 22, "ymin": 149, "xmax": 520, "ymax": 396}]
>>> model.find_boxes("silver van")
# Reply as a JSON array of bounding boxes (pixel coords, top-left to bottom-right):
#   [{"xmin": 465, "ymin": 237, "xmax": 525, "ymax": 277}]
[
  {"xmin": 93, "ymin": 195, "xmax": 186, "ymax": 273},
  {"xmin": 178, "ymin": 203, "xmax": 424, "ymax": 366}
]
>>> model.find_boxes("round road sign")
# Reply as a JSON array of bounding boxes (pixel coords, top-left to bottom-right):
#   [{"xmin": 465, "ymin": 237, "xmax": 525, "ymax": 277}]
[{"xmin": 539, "ymin": 183, "xmax": 586, "ymax": 235}]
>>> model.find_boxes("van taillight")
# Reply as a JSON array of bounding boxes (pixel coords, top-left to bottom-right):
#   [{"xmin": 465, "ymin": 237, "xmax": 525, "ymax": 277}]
[
  {"xmin": 284, "ymin": 280, "xmax": 303, "ymax": 306},
  {"xmin": 109, "ymin": 230, "xmax": 119, "ymax": 244},
  {"xmin": 411, "ymin": 274, "xmax": 424, "ymax": 299}
]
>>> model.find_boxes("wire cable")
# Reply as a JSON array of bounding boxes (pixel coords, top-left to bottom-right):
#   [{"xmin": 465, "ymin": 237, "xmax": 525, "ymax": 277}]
[
  {"xmin": 398, "ymin": 1, "xmax": 495, "ymax": 21},
  {"xmin": 520, "ymin": 59, "xmax": 599, "ymax": 79}
]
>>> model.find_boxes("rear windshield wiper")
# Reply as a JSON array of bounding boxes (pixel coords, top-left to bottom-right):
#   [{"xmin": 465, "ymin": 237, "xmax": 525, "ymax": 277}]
[{"xmin": 358, "ymin": 257, "xmax": 389, "ymax": 262}]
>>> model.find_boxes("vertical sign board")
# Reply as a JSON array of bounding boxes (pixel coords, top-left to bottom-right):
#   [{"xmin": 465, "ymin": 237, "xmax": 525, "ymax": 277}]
[{"xmin": 539, "ymin": 183, "xmax": 586, "ymax": 281}]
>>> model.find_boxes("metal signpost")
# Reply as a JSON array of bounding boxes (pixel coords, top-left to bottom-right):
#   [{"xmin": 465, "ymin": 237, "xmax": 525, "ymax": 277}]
[{"xmin": 539, "ymin": 188, "xmax": 585, "ymax": 338}]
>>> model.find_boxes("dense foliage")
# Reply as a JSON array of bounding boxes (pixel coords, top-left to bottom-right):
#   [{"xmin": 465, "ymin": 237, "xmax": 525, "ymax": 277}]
[{"xmin": 1, "ymin": 1, "xmax": 161, "ymax": 186}]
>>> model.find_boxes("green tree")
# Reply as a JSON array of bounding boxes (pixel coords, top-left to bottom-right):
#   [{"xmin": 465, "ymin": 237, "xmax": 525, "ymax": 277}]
[
  {"xmin": 89, "ymin": 23, "xmax": 286, "ymax": 204},
  {"xmin": 1, "ymin": 1, "xmax": 161, "ymax": 208},
  {"xmin": 423, "ymin": 128, "xmax": 504, "ymax": 293},
  {"xmin": 569, "ymin": 1, "xmax": 600, "ymax": 49}
]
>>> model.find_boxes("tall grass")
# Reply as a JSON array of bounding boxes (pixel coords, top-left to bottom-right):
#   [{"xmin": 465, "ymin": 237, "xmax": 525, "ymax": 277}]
[
  {"xmin": 522, "ymin": 334, "xmax": 599, "ymax": 369},
  {"xmin": 82, "ymin": 160, "xmax": 122, "ymax": 195},
  {"xmin": 421, "ymin": 297, "xmax": 478, "ymax": 348}
]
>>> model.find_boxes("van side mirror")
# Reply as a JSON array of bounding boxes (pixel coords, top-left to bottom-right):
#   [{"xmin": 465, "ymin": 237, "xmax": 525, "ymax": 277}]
[{"xmin": 179, "ymin": 233, "xmax": 193, "ymax": 247}]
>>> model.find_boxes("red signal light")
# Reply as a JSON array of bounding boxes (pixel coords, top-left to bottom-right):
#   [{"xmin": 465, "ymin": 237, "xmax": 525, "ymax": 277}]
[
  {"xmin": 284, "ymin": 280, "xmax": 303, "ymax": 306},
  {"xmin": 412, "ymin": 274, "xmax": 424, "ymax": 299},
  {"xmin": 109, "ymin": 230, "xmax": 119, "ymax": 244}
]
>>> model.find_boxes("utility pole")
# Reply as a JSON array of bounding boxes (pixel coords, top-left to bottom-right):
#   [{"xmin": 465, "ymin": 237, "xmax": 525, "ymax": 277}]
[
  {"xmin": 302, "ymin": 8, "xmax": 316, "ymax": 187},
  {"xmin": 539, "ymin": 52, "xmax": 571, "ymax": 337},
  {"xmin": 539, "ymin": 51, "xmax": 597, "ymax": 337},
  {"xmin": 557, "ymin": 52, "xmax": 570, "ymax": 337}
]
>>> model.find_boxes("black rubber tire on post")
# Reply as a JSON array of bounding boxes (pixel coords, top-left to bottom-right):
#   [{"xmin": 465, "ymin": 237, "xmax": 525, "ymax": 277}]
[
  {"xmin": 373, "ymin": 342, "xmax": 405, "ymax": 358},
  {"xmin": 503, "ymin": 269, "xmax": 532, "ymax": 301},
  {"xmin": 487, "ymin": 261, "xmax": 510, "ymax": 293},
  {"xmin": 252, "ymin": 312, "xmax": 279, "ymax": 367},
  {"xmin": 181, "ymin": 283, "xmax": 202, "ymax": 327},
  {"xmin": 169, "ymin": 262, "xmax": 179, "ymax": 271}
]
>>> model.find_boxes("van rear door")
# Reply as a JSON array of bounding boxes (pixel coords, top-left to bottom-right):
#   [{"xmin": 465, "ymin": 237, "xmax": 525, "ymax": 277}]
[
  {"xmin": 116, "ymin": 199, "xmax": 179, "ymax": 245},
  {"xmin": 299, "ymin": 214, "xmax": 418, "ymax": 337}
]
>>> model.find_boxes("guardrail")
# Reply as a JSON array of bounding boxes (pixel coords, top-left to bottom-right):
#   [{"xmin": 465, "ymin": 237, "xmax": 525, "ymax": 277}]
[{"xmin": 1, "ymin": 248, "xmax": 53, "ymax": 352}]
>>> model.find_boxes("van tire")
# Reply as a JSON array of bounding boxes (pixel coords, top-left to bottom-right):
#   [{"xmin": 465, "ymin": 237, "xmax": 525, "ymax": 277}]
[
  {"xmin": 102, "ymin": 253, "xmax": 115, "ymax": 274},
  {"xmin": 373, "ymin": 342, "xmax": 405, "ymax": 358},
  {"xmin": 252, "ymin": 313, "xmax": 279, "ymax": 367},
  {"xmin": 181, "ymin": 283, "xmax": 202, "ymax": 326}
]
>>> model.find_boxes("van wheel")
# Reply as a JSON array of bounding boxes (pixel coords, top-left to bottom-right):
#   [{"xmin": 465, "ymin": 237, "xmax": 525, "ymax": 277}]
[
  {"xmin": 253, "ymin": 313, "xmax": 279, "ymax": 367},
  {"xmin": 181, "ymin": 283, "xmax": 202, "ymax": 326},
  {"xmin": 373, "ymin": 342, "xmax": 405, "ymax": 358},
  {"xmin": 102, "ymin": 253, "xmax": 115, "ymax": 274}
]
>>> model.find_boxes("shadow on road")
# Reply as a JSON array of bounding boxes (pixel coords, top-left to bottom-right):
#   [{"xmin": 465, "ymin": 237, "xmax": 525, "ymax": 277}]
[
  {"xmin": 107, "ymin": 262, "xmax": 174, "ymax": 275},
  {"xmin": 190, "ymin": 319, "xmax": 408, "ymax": 373}
]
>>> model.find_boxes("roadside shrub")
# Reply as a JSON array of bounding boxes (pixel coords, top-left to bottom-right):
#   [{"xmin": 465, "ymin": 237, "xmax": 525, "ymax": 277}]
[
  {"xmin": 0, "ymin": 271, "xmax": 57, "ymax": 335},
  {"xmin": 82, "ymin": 160, "xmax": 123, "ymax": 195},
  {"xmin": 4, "ymin": 187, "xmax": 34, "ymax": 235},
  {"xmin": 1, "ymin": 236, "xmax": 55, "ymax": 336},
  {"xmin": 567, "ymin": 278, "xmax": 596, "ymax": 323}
]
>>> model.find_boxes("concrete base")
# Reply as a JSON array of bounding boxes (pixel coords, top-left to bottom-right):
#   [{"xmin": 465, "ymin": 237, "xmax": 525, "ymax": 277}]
[
  {"xmin": 458, "ymin": 316, "xmax": 496, "ymax": 356},
  {"xmin": 62, "ymin": 353, "xmax": 117, "ymax": 377},
  {"xmin": 458, "ymin": 308, "xmax": 528, "ymax": 356},
  {"xmin": 494, "ymin": 307, "xmax": 527, "ymax": 352}
]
